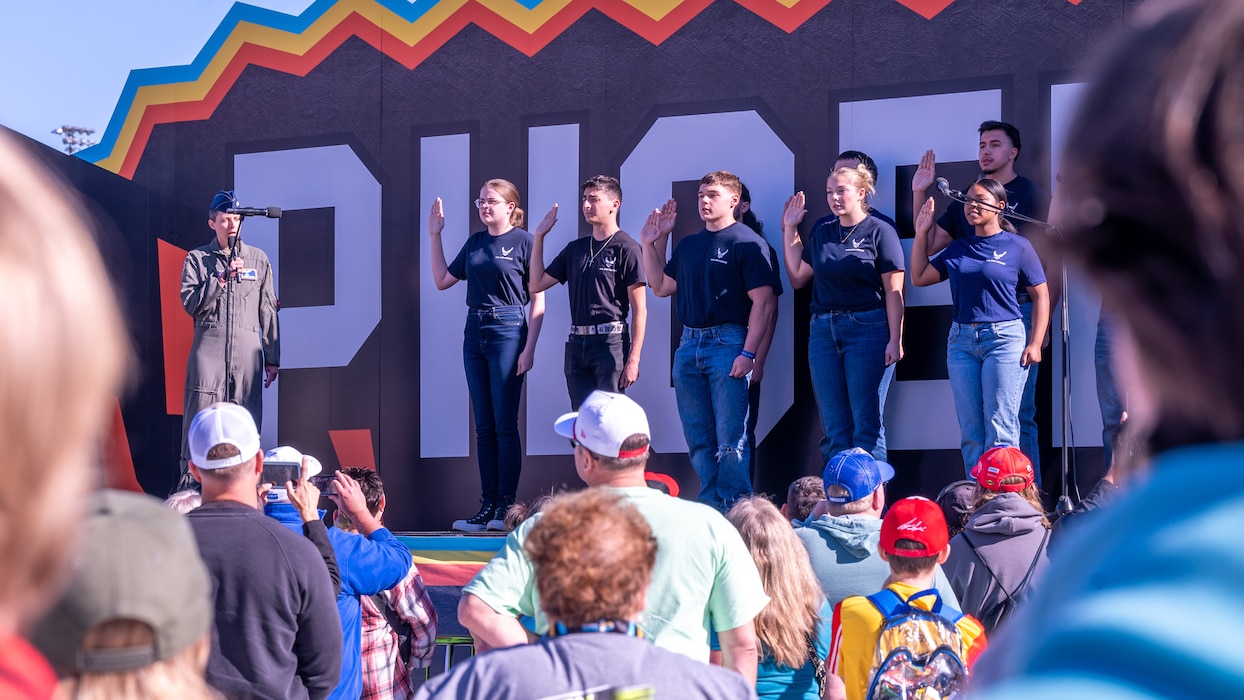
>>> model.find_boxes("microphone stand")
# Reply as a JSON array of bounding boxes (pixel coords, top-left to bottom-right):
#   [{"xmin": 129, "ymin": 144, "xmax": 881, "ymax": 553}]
[
  {"xmin": 940, "ymin": 189, "xmax": 1077, "ymax": 517},
  {"xmin": 225, "ymin": 219, "xmax": 244, "ymax": 406}
]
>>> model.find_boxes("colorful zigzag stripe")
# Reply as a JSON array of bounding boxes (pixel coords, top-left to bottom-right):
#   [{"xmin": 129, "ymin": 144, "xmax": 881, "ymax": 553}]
[{"xmin": 79, "ymin": 0, "xmax": 1016, "ymax": 178}]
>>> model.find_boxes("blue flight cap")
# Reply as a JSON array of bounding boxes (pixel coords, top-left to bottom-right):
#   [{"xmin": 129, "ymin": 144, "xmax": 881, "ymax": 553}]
[{"xmin": 209, "ymin": 190, "xmax": 236, "ymax": 213}]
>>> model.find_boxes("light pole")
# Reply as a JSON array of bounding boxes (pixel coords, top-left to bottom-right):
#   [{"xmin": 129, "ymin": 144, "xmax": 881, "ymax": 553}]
[{"xmin": 52, "ymin": 125, "xmax": 96, "ymax": 155}]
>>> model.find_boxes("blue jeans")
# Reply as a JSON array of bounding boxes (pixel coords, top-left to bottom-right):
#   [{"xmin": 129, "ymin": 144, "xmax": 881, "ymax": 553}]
[
  {"xmin": 946, "ymin": 319, "xmax": 1028, "ymax": 474},
  {"xmin": 673, "ymin": 324, "xmax": 751, "ymax": 511},
  {"xmin": 1095, "ymin": 310, "xmax": 1124, "ymax": 467},
  {"xmin": 808, "ymin": 307, "xmax": 893, "ymax": 463},
  {"xmin": 564, "ymin": 332, "xmax": 629, "ymax": 410},
  {"xmin": 463, "ymin": 306, "xmax": 527, "ymax": 503},
  {"xmin": 1018, "ymin": 301, "xmax": 1041, "ymax": 484}
]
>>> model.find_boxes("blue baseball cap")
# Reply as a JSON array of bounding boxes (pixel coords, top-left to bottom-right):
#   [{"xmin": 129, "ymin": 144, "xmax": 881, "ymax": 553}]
[
  {"xmin": 822, "ymin": 447, "xmax": 894, "ymax": 503},
  {"xmin": 209, "ymin": 190, "xmax": 236, "ymax": 213}
]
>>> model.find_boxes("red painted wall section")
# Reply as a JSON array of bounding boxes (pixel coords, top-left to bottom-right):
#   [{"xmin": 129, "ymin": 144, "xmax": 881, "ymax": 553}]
[
  {"xmin": 158, "ymin": 239, "xmax": 192, "ymax": 415},
  {"xmin": 102, "ymin": 396, "xmax": 143, "ymax": 493},
  {"xmin": 330, "ymin": 429, "xmax": 377, "ymax": 470}
]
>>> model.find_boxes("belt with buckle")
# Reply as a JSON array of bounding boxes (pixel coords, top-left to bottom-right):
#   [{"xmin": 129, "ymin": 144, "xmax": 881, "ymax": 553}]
[{"xmin": 570, "ymin": 322, "xmax": 625, "ymax": 336}]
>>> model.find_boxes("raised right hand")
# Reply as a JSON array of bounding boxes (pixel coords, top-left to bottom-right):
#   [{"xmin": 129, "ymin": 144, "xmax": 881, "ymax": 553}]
[
  {"xmin": 428, "ymin": 197, "xmax": 445, "ymax": 236},
  {"xmin": 640, "ymin": 208, "xmax": 663, "ymax": 245},
  {"xmin": 912, "ymin": 149, "xmax": 937, "ymax": 193},
  {"xmin": 782, "ymin": 192, "xmax": 807, "ymax": 229},
  {"xmin": 915, "ymin": 197, "xmax": 936, "ymax": 237},
  {"xmin": 655, "ymin": 198, "xmax": 677, "ymax": 236},
  {"xmin": 534, "ymin": 203, "xmax": 558, "ymax": 237}
]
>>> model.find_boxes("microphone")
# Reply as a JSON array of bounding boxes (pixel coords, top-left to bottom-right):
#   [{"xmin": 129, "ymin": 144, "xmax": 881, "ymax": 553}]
[
  {"xmin": 226, "ymin": 206, "xmax": 282, "ymax": 218},
  {"xmin": 935, "ymin": 177, "xmax": 955, "ymax": 198}
]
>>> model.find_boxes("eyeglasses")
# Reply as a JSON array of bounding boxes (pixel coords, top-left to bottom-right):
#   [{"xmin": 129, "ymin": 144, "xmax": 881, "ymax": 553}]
[
  {"xmin": 474, "ymin": 198, "xmax": 505, "ymax": 209},
  {"xmin": 568, "ymin": 438, "xmax": 580, "ymax": 449}
]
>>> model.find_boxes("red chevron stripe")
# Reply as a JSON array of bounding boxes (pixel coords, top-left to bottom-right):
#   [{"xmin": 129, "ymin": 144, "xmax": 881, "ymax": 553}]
[{"xmin": 733, "ymin": 0, "xmax": 834, "ymax": 34}]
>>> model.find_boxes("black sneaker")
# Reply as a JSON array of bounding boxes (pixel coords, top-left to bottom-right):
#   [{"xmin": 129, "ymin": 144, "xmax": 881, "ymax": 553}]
[
  {"xmin": 452, "ymin": 500, "xmax": 493, "ymax": 533},
  {"xmin": 486, "ymin": 499, "xmax": 514, "ymax": 531}
]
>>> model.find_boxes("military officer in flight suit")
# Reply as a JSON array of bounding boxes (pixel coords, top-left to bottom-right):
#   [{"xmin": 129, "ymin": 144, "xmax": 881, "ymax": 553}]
[{"xmin": 177, "ymin": 190, "xmax": 280, "ymax": 488}]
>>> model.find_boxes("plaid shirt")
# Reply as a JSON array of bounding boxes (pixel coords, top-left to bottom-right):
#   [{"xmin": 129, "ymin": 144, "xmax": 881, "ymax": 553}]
[{"xmin": 360, "ymin": 562, "xmax": 438, "ymax": 700}]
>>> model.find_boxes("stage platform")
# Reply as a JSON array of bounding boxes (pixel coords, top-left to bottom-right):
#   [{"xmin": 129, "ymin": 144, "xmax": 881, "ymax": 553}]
[{"xmin": 395, "ymin": 532, "xmax": 507, "ymax": 640}]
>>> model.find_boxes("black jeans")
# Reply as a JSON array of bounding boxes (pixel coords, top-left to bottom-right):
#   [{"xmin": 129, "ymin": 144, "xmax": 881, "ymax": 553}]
[{"xmin": 564, "ymin": 332, "xmax": 629, "ymax": 409}]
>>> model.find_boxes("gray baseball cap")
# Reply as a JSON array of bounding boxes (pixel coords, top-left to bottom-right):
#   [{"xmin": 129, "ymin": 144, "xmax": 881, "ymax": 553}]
[{"xmin": 29, "ymin": 490, "xmax": 213, "ymax": 676}]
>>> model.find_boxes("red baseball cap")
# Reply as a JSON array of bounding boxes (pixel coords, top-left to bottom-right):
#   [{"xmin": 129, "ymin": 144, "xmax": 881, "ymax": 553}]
[
  {"xmin": 971, "ymin": 446, "xmax": 1035, "ymax": 492},
  {"xmin": 880, "ymin": 496, "xmax": 949, "ymax": 557}
]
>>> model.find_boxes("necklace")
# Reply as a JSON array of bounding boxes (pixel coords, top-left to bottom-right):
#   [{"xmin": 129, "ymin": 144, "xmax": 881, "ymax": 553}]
[
  {"xmin": 588, "ymin": 231, "xmax": 618, "ymax": 265},
  {"xmin": 838, "ymin": 220, "xmax": 861, "ymax": 244}
]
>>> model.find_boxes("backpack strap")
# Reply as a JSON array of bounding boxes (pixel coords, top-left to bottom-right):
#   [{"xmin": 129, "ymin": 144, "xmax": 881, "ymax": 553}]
[
  {"xmin": 962, "ymin": 527, "xmax": 1049, "ymax": 603},
  {"xmin": 866, "ymin": 588, "xmax": 908, "ymax": 618},
  {"xmin": 372, "ymin": 593, "xmax": 414, "ymax": 665},
  {"xmin": 803, "ymin": 630, "xmax": 827, "ymax": 698},
  {"xmin": 867, "ymin": 587, "xmax": 964, "ymax": 623}
]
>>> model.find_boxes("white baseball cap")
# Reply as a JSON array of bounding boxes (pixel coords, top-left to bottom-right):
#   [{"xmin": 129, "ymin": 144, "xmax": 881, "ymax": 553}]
[
  {"xmin": 264, "ymin": 446, "xmax": 323, "ymax": 478},
  {"xmin": 187, "ymin": 403, "xmax": 260, "ymax": 470},
  {"xmin": 262, "ymin": 446, "xmax": 323, "ymax": 503},
  {"xmin": 554, "ymin": 391, "xmax": 650, "ymax": 459}
]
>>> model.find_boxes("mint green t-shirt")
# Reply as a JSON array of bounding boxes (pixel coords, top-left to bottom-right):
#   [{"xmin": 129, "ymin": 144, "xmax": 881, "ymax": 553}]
[{"xmin": 463, "ymin": 486, "xmax": 770, "ymax": 661}]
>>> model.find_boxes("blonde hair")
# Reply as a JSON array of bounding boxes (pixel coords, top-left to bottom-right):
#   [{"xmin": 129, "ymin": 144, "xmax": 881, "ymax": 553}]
[
  {"xmin": 825, "ymin": 484, "xmax": 872, "ymax": 516},
  {"xmin": 726, "ymin": 496, "xmax": 824, "ymax": 669},
  {"xmin": 830, "ymin": 164, "xmax": 876, "ymax": 212},
  {"xmin": 483, "ymin": 179, "xmax": 525, "ymax": 228},
  {"xmin": 0, "ymin": 132, "xmax": 128, "ymax": 631},
  {"xmin": 163, "ymin": 490, "xmax": 202, "ymax": 514},
  {"xmin": 57, "ymin": 620, "xmax": 220, "ymax": 700}
]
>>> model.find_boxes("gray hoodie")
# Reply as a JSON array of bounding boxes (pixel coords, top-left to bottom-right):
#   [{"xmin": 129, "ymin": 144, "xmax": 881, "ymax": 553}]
[
  {"xmin": 795, "ymin": 514, "xmax": 960, "ymax": 610},
  {"xmin": 943, "ymin": 492, "xmax": 1050, "ymax": 630}
]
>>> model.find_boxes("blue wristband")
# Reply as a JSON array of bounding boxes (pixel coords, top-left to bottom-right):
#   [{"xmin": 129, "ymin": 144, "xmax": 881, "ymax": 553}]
[{"xmin": 740, "ymin": 349, "xmax": 757, "ymax": 360}]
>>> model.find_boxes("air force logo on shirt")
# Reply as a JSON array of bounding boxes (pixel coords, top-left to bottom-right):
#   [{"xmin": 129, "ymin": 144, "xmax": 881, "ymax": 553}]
[
  {"xmin": 987, "ymin": 250, "xmax": 1008, "ymax": 266},
  {"xmin": 496, "ymin": 246, "xmax": 515, "ymax": 261},
  {"xmin": 600, "ymin": 253, "xmax": 617, "ymax": 271},
  {"xmin": 845, "ymin": 237, "xmax": 867, "ymax": 253},
  {"xmin": 710, "ymin": 247, "xmax": 729, "ymax": 265}
]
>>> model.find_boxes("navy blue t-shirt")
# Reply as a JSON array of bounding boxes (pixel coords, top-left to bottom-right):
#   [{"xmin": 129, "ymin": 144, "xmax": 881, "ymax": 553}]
[
  {"xmin": 937, "ymin": 176, "xmax": 1050, "ymax": 305},
  {"xmin": 546, "ymin": 230, "xmax": 645, "ymax": 325},
  {"xmin": 930, "ymin": 231, "xmax": 1047, "ymax": 323},
  {"xmin": 802, "ymin": 215, "xmax": 904, "ymax": 312},
  {"xmin": 448, "ymin": 227, "xmax": 533, "ymax": 308},
  {"xmin": 664, "ymin": 222, "xmax": 777, "ymax": 328}
]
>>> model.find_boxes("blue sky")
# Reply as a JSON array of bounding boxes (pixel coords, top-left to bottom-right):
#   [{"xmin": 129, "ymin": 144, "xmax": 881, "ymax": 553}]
[{"xmin": 0, "ymin": 0, "xmax": 317, "ymax": 152}]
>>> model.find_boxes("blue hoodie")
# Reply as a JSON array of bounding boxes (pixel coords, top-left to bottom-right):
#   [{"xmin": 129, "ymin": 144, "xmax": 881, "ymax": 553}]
[
  {"xmin": 265, "ymin": 502, "xmax": 412, "ymax": 700},
  {"xmin": 795, "ymin": 514, "xmax": 960, "ymax": 609}
]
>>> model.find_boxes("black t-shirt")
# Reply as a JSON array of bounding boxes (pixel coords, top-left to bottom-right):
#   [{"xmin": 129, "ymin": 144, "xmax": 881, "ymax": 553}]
[
  {"xmin": 765, "ymin": 243, "xmax": 785, "ymax": 297},
  {"xmin": 664, "ymin": 222, "xmax": 777, "ymax": 328},
  {"xmin": 937, "ymin": 175, "xmax": 1050, "ymax": 241},
  {"xmin": 546, "ymin": 230, "xmax": 645, "ymax": 325},
  {"xmin": 868, "ymin": 209, "xmax": 898, "ymax": 230},
  {"xmin": 448, "ymin": 227, "xmax": 533, "ymax": 308},
  {"xmin": 802, "ymin": 215, "xmax": 904, "ymax": 312}
]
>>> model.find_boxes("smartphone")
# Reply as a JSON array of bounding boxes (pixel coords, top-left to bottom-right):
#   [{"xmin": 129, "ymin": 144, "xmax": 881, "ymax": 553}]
[
  {"xmin": 261, "ymin": 460, "xmax": 301, "ymax": 487},
  {"xmin": 309, "ymin": 473, "xmax": 338, "ymax": 496}
]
